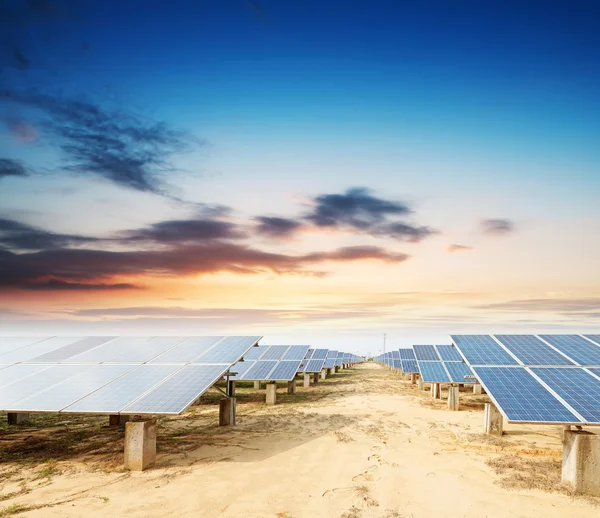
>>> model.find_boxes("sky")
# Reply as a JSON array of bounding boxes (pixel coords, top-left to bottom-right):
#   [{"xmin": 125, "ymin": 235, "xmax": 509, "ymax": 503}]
[{"xmin": 1, "ymin": 0, "xmax": 599, "ymax": 356}]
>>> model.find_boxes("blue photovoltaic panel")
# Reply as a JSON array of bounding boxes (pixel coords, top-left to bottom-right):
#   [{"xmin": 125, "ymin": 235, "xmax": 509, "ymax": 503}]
[
  {"xmin": 228, "ymin": 360, "xmax": 255, "ymax": 380},
  {"xmin": 335, "ymin": 353, "xmax": 344, "ymax": 366},
  {"xmin": 1, "ymin": 337, "xmax": 84, "ymax": 364},
  {"xmin": 539, "ymin": 335, "xmax": 600, "ymax": 366},
  {"xmin": 305, "ymin": 349, "xmax": 315, "ymax": 359},
  {"xmin": 30, "ymin": 336, "xmax": 117, "ymax": 362},
  {"xmin": 267, "ymin": 361, "xmax": 302, "ymax": 381},
  {"xmin": 531, "ymin": 368, "xmax": 600, "ymax": 423},
  {"xmin": 418, "ymin": 361, "xmax": 450, "ymax": 383},
  {"xmin": 242, "ymin": 346, "xmax": 265, "ymax": 360},
  {"xmin": 324, "ymin": 358, "xmax": 337, "ymax": 369},
  {"xmin": 64, "ymin": 364, "xmax": 181, "ymax": 413},
  {"xmin": 327, "ymin": 350, "xmax": 338, "ymax": 358},
  {"xmin": 303, "ymin": 358, "xmax": 326, "ymax": 373},
  {"xmin": 391, "ymin": 350, "xmax": 400, "ymax": 359},
  {"xmin": 495, "ymin": 335, "xmax": 575, "ymax": 366},
  {"xmin": 436, "ymin": 345, "xmax": 462, "ymax": 362},
  {"xmin": 399, "ymin": 349, "xmax": 415, "ymax": 360},
  {"xmin": 259, "ymin": 346, "xmax": 290, "ymax": 361},
  {"xmin": 585, "ymin": 335, "xmax": 600, "ymax": 346},
  {"xmin": 8, "ymin": 364, "xmax": 136, "ymax": 412},
  {"xmin": 63, "ymin": 336, "xmax": 153, "ymax": 363},
  {"xmin": 472, "ymin": 367, "xmax": 580, "ymax": 423},
  {"xmin": 413, "ymin": 345, "xmax": 440, "ymax": 361},
  {"xmin": 0, "ymin": 337, "xmax": 51, "ymax": 355},
  {"xmin": 590, "ymin": 368, "xmax": 600, "ymax": 379},
  {"xmin": 150, "ymin": 336, "xmax": 223, "ymax": 363},
  {"xmin": 452, "ymin": 335, "xmax": 518, "ymax": 366},
  {"xmin": 392, "ymin": 359, "xmax": 401, "ymax": 369},
  {"xmin": 283, "ymin": 345, "xmax": 310, "ymax": 361},
  {"xmin": 241, "ymin": 360, "xmax": 277, "ymax": 380},
  {"xmin": 122, "ymin": 364, "xmax": 227, "ymax": 415},
  {"xmin": 312, "ymin": 349, "xmax": 328, "ymax": 360},
  {"xmin": 194, "ymin": 336, "xmax": 260, "ymax": 364},
  {"xmin": 445, "ymin": 362, "xmax": 475, "ymax": 384},
  {"xmin": 0, "ymin": 364, "xmax": 94, "ymax": 408},
  {"xmin": 401, "ymin": 360, "xmax": 419, "ymax": 373},
  {"xmin": 110, "ymin": 336, "xmax": 185, "ymax": 363},
  {"xmin": 0, "ymin": 364, "xmax": 52, "ymax": 388}
]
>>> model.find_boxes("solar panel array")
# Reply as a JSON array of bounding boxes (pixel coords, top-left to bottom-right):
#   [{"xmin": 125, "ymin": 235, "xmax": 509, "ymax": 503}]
[
  {"xmin": 452, "ymin": 334, "xmax": 600, "ymax": 424},
  {"xmin": 0, "ymin": 336, "xmax": 261, "ymax": 415},
  {"xmin": 230, "ymin": 345, "xmax": 309, "ymax": 381}
]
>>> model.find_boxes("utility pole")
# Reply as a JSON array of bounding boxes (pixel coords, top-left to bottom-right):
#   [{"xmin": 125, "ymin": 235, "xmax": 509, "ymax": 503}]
[{"xmin": 383, "ymin": 333, "xmax": 386, "ymax": 354}]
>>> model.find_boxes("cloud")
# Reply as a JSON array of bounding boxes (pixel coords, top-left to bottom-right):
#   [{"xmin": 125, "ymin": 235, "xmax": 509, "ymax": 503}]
[
  {"xmin": 304, "ymin": 246, "xmax": 409, "ymax": 263},
  {"xmin": 474, "ymin": 298, "xmax": 600, "ymax": 313},
  {"xmin": 24, "ymin": 279, "xmax": 141, "ymax": 291},
  {"xmin": 255, "ymin": 216, "xmax": 303, "ymax": 238},
  {"xmin": 0, "ymin": 218, "xmax": 95, "ymax": 250},
  {"xmin": 0, "ymin": 158, "xmax": 29, "ymax": 178},
  {"xmin": 119, "ymin": 218, "xmax": 246, "ymax": 244},
  {"xmin": 6, "ymin": 119, "xmax": 37, "ymax": 143},
  {"xmin": 482, "ymin": 218, "xmax": 514, "ymax": 235},
  {"xmin": 447, "ymin": 244, "xmax": 473, "ymax": 253},
  {"xmin": 2, "ymin": 90, "xmax": 200, "ymax": 195}
]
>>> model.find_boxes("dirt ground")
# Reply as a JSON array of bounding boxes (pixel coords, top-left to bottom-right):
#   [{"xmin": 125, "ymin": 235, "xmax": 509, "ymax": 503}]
[{"xmin": 1, "ymin": 362, "xmax": 598, "ymax": 517}]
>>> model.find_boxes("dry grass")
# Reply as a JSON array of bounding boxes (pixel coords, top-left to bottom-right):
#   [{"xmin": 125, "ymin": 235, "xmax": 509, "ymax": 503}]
[
  {"xmin": 486, "ymin": 454, "xmax": 566, "ymax": 492},
  {"xmin": 340, "ymin": 506, "xmax": 362, "ymax": 518}
]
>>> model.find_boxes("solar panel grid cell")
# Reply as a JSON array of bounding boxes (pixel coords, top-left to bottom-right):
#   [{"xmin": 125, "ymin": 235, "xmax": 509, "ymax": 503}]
[
  {"xmin": 283, "ymin": 345, "xmax": 310, "ymax": 361},
  {"xmin": 30, "ymin": 336, "xmax": 117, "ymax": 362},
  {"xmin": 267, "ymin": 361, "xmax": 302, "ymax": 381},
  {"xmin": 150, "ymin": 336, "xmax": 223, "ymax": 363},
  {"xmin": 259, "ymin": 346, "xmax": 290, "ymax": 361},
  {"xmin": 451, "ymin": 335, "xmax": 518, "ymax": 366},
  {"xmin": 312, "ymin": 349, "xmax": 328, "ymax": 360},
  {"xmin": 418, "ymin": 361, "xmax": 450, "ymax": 383},
  {"xmin": 445, "ymin": 362, "xmax": 475, "ymax": 384},
  {"xmin": 436, "ymin": 345, "xmax": 462, "ymax": 362},
  {"xmin": 401, "ymin": 360, "xmax": 419, "ymax": 373},
  {"xmin": 413, "ymin": 345, "xmax": 440, "ymax": 361},
  {"xmin": 585, "ymin": 335, "xmax": 600, "ymax": 346},
  {"xmin": 0, "ymin": 364, "xmax": 52, "ymax": 388},
  {"xmin": 323, "ymin": 358, "xmax": 337, "ymax": 369},
  {"xmin": 303, "ymin": 358, "xmax": 325, "ymax": 373},
  {"xmin": 241, "ymin": 360, "xmax": 277, "ymax": 380},
  {"xmin": 242, "ymin": 346, "xmax": 265, "ymax": 360},
  {"xmin": 194, "ymin": 336, "xmax": 260, "ymax": 363},
  {"xmin": 495, "ymin": 335, "xmax": 575, "ymax": 366},
  {"xmin": 539, "ymin": 335, "xmax": 600, "ymax": 366},
  {"xmin": 64, "ymin": 336, "xmax": 153, "ymax": 363},
  {"xmin": 399, "ymin": 349, "xmax": 415, "ymax": 360},
  {"xmin": 228, "ymin": 360, "xmax": 255, "ymax": 380},
  {"xmin": 2, "ymin": 337, "xmax": 84, "ymax": 364},
  {"xmin": 110, "ymin": 336, "xmax": 186, "ymax": 363}
]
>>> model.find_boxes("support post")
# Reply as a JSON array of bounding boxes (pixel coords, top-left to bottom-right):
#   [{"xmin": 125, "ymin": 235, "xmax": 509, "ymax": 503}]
[
  {"xmin": 562, "ymin": 425, "xmax": 572, "ymax": 444},
  {"xmin": 410, "ymin": 373, "xmax": 417, "ymax": 385},
  {"xmin": 303, "ymin": 372, "xmax": 311, "ymax": 388},
  {"xmin": 431, "ymin": 383, "xmax": 441, "ymax": 399},
  {"xmin": 124, "ymin": 419, "xmax": 156, "ymax": 471},
  {"xmin": 287, "ymin": 379, "xmax": 296, "ymax": 394},
  {"xmin": 313, "ymin": 373, "xmax": 319, "ymax": 385},
  {"xmin": 220, "ymin": 380, "xmax": 236, "ymax": 426},
  {"xmin": 7, "ymin": 413, "xmax": 29, "ymax": 425},
  {"xmin": 484, "ymin": 403, "xmax": 503, "ymax": 435},
  {"xmin": 254, "ymin": 381, "xmax": 261, "ymax": 390},
  {"xmin": 448, "ymin": 385, "xmax": 459, "ymax": 411},
  {"xmin": 266, "ymin": 382, "xmax": 277, "ymax": 405},
  {"xmin": 335, "ymin": 366, "xmax": 340, "ymax": 373},
  {"xmin": 473, "ymin": 383, "xmax": 482, "ymax": 395},
  {"xmin": 562, "ymin": 431, "xmax": 600, "ymax": 496},
  {"xmin": 109, "ymin": 414, "xmax": 130, "ymax": 427},
  {"xmin": 417, "ymin": 376, "xmax": 424, "ymax": 390},
  {"xmin": 321, "ymin": 368, "xmax": 327, "ymax": 380}
]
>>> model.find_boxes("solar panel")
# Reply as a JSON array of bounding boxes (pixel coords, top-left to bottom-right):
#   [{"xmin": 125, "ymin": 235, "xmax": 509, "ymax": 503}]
[
  {"xmin": 530, "ymin": 368, "xmax": 600, "ymax": 423},
  {"xmin": 241, "ymin": 360, "xmax": 277, "ymax": 380},
  {"xmin": 303, "ymin": 358, "xmax": 326, "ymax": 373},
  {"xmin": 435, "ymin": 345, "xmax": 462, "ymax": 362},
  {"xmin": 149, "ymin": 336, "xmax": 224, "ymax": 363},
  {"xmin": 305, "ymin": 349, "xmax": 315, "ymax": 359},
  {"xmin": 590, "ymin": 368, "xmax": 600, "ymax": 378},
  {"xmin": 495, "ymin": 335, "xmax": 575, "ymax": 366},
  {"xmin": 335, "ymin": 352, "xmax": 344, "ymax": 366},
  {"xmin": 327, "ymin": 350, "xmax": 338, "ymax": 358},
  {"xmin": 418, "ymin": 361, "xmax": 450, "ymax": 383},
  {"xmin": 1, "ymin": 337, "xmax": 84, "ymax": 364},
  {"xmin": 324, "ymin": 358, "xmax": 337, "ymax": 369},
  {"xmin": 110, "ymin": 336, "xmax": 186, "ymax": 363},
  {"xmin": 401, "ymin": 360, "xmax": 419, "ymax": 373},
  {"xmin": 391, "ymin": 350, "xmax": 400, "ymax": 359},
  {"xmin": 122, "ymin": 364, "xmax": 227, "ymax": 415},
  {"xmin": 267, "ymin": 361, "xmax": 302, "ymax": 381},
  {"xmin": 228, "ymin": 360, "xmax": 255, "ymax": 380},
  {"xmin": 242, "ymin": 346, "xmax": 264, "ymax": 360},
  {"xmin": 29, "ymin": 336, "xmax": 117, "ymax": 362},
  {"xmin": 413, "ymin": 345, "xmax": 439, "ymax": 361},
  {"xmin": 445, "ymin": 362, "xmax": 475, "ymax": 384},
  {"xmin": 193, "ymin": 336, "xmax": 260, "ymax": 364},
  {"xmin": 312, "ymin": 349, "xmax": 328, "ymax": 360},
  {"xmin": 62, "ymin": 336, "xmax": 153, "ymax": 363},
  {"xmin": 585, "ymin": 335, "xmax": 600, "ymax": 346},
  {"xmin": 451, "ymin": 335, "xmax": 518, "ymax": 366},
  {"xmin": 259, "ymin": 346, "xmax": 290, "ymax": 361},
  {"xmin": 64, "ymin": 364, "xmax": 182, "ymax": 413},
  {"xmin": 392, "ymin": 359, "xmax": 401, "ymax": 369},
  {"xmin": 0, "ymin": 337, "xmax": 51, "ymax": 355},
  {"xmin": 282, "ymin": 345, "xmax": 310, "ymax": 361},
  {"xmin": 539, "ymin": 335, "xmax": 600, "ymax": 366},
  {"xmin": 399, "ymin": 349, "xmax": 415, "ymax": 360},
  {"xmin": 0, "ymin": 364, "xmax": 52, "ymax": 388},
  {"xmin": 472, "ymin": 367, "xmax": 580, "ymax": 423},
  {"xmin": 8, "ymin": 364, "xmax": 136, "ymax": 412},
  {"xmin": 0, "ymin": 364, "xmax": 94, "ymax": 408}
]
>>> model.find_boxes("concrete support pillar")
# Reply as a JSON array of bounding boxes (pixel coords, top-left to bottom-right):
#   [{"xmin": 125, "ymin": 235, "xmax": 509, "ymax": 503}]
[
  {"xmin": 266, "ymin": 382, "xmax": 277, "ymax": 405},
  {"xmin": 562, "ymin": 431, "xmax": 600, "ymax": 496},
  {"xmin": 287, "ymin": 379, "xmax": 296, "ymax": 394},
  {"xmin": 328, "ymin": 368, "xmax": 334, "ymax": 376},
  {"xmin": 431, "ymin": 383, "xmax": 441, "ymax": 399},
  {"xmin": 484, "ymin": 403, "xmax": 503, "ymax": 436},
  {"xmin": 7, "ymin": 413, "xmax": 29, "ymax": 425},
  {"xmin": 321, "ymin": 368, "xmax": 327, "ymax": 380},
  {"xmin": 304, "ymin": 373, "xmax": 311, "ymax": 388},
  {"xmin": 473, "ymin": 383, "xmax": 482, "ymax": 395},
  {"xmin": 410, "ymin": 373, "xmax": 417, "ymax": 385},
  {"xmin": 313, "ymin": 373, "xmax": 319, "ymax": 385},
  {"xmin": 124, "ymin": 420, "xmax": 156, "ymax": 471},
  {"xmin": 417, "ymin": 377, "xmax": 424, "ymax": 390},
  {"xmin": 219, "ymin": 397, "xmax": 236, "ymax": 426},
  {"xmin": 562, "ymin": 425, "xmax": 572, "ymax": 444},
  {"xmin": 335, "ymin": 366, "xmax": 340, "ymax": 373},
  {"xmin": 448, "ymin": 385, "xmax": 460, "ymax": 411},
  {"xmin": 109, "ymin": 414, "xmax": 130, "ymax": 427},
  {"xmin": 254, "ymin": 381, "xmax": 261, "ymax": 390}
]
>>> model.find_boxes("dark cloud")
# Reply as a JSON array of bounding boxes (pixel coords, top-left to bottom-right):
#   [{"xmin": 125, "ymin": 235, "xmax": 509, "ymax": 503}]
[
  {"xmin": 482, "ymin": 218, "xmax": 514, "ymax": 235},
  {"xmin": 380, "ymin": 222, "xmax": 436, "ymax": 242},
  {"xmin": 120, "ymin": 218, "xmax": 246, "ymax": 244},
  {"xmin": 255, "ymin": 216, "xmax": 303, "ymax": 238},
  {"xmin": 0, "ymin": 158, "xmax": 28, "ymax": 178},
  {"xmin": 3, "ymin": 90, "xmax": 200, "ymax": 195},
  {"xmin": 0, "ymin": 218, "xmax": 95, "ymax": 250},
  {"xmin": 24, "ymin": 279, "xmax": 140, "ymax": 291},
  {"xmin": 447, "ymin": 244, "xmax": 473, "ymax": 253},
  {"xmin": 304, "ymin": 246, "xmax": 409, "ymax": 263}
]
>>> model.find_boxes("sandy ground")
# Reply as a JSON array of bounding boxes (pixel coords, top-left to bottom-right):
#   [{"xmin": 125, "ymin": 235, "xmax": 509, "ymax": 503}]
[{"xmin": 1, "ymin": 362, "xmax": 599, "ymax": 517}]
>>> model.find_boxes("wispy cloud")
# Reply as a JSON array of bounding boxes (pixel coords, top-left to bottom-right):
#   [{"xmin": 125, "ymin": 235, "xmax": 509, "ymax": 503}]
[
  {"xmin": 255, "ymin": 216, "xmax": 303, "ymax": 238},
  {"xmin": 0, "ymin": 158, "xmax": 29, "ymax": 179},
  {"xmin": 474, "ymin": 298, "xmax": 600, "ymax": 312},
  {"xmin": 0, "ymin": 218, "xmax": 95, "ymax": 250},
  {"xmin": 447, "ymin": 244, "xmax": 473, "ymax": 252},
  {"xmin": 482, "ymin": 218, "xmax": 514, "ymax": 235}
]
